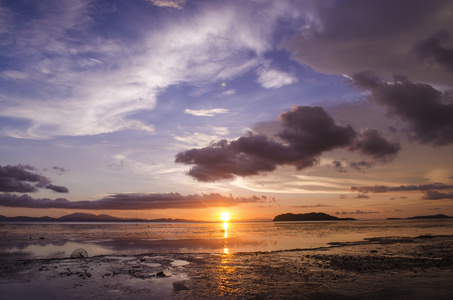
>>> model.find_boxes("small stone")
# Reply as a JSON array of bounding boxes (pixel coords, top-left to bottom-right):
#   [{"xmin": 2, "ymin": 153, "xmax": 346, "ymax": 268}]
[{"xmin": 156, "ymin": 271, "xmax": 166, "ymax": 278}]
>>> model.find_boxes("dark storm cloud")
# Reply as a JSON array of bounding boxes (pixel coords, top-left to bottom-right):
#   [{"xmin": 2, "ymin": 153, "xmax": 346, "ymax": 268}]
[
  {"xmin": 421, "ymin": 190, "xmax": 453, "ymax": 200},
  {"xmin": 0, "ymin": 164, "xmax": 46, "ymax": 193},
  {"xmin": 0, "ymin": 192, "xmax": 273, "ymax": 210},
  {"xmin": 177, "ymin": 106, "xmax": 398, "ymax": 182},
  {"xmin": 413, "ymin": 29, "xmax": 453, "ymax": 72},
  {"xmin": 351, "ymin": 183, "xmax": 453, "ymax": 193},
  {"xmin": 282, "ymin": 0, "xmax": 453, "ymax": 85},
  {"xmin": 352, "ymin": 72, "xmax": 453, "ymax": 146},
  {"xmin": 0, "ymin": 164, "xmax": 69, "ymax": 193},
  {"xmin": 45, "ymin": 184, "xmax": 69, "ymax": 193},
  {"xmin": 350, "ymin": 128, "xmax": 400, "ymax": 161}
]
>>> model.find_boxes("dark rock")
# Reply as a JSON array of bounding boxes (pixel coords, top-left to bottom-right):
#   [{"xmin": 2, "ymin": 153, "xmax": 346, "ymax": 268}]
[{"xmin": 156, "ymin": 271, "xmax": 166, "ymax": 277}]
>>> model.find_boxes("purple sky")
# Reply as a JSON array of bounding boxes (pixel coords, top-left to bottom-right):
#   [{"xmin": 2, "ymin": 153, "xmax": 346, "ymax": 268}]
[{"xmin": 1, "ymin": 0, "xmax": 452, "ymax": 221}]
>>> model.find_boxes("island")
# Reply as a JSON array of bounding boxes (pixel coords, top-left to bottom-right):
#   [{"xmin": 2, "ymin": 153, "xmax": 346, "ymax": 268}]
[
  {"xmin": 273, "ymin": 212, "xmax": 356, "ymax": 222},
  {"xmin": 387, "ymin": 214, "xmax": 453, "ymax": 220},
  {"xmin": 0, "ymin": 212, "xmax": 208, "ymax": 223}
]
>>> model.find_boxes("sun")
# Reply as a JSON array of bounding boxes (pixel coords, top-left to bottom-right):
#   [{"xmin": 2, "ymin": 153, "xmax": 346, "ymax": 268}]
[{"xmin": 220, "ymin": 212, "xmax": 231, "ymax": 222}]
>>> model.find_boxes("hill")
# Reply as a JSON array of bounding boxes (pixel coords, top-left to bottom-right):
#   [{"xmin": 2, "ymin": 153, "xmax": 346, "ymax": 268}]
[
  {"xmin": 273, "ymin": 212, "xmax": 356, "ymax": 222},
  {"xmin": 387, "ymin": 214, "xmax": 453, "ymax": 220},
  {"xmin": 0, "ymin": 212, "xmax": 207, "ymax": 223}
]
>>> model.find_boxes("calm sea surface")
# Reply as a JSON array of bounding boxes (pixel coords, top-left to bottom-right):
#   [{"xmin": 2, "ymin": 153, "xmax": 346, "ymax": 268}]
[{"xmin": 1, "ymin": 219, "xmax": 452, "ymax": 259}]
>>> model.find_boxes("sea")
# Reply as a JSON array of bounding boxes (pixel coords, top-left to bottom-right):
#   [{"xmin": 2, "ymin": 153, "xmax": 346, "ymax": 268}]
[{"xmin": 1, "ymin": 219, "xmax": 452, "ymax": 260}]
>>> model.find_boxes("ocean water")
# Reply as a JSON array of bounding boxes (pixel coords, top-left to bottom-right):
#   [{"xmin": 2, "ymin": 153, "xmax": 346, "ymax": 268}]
[{"xmin": 1, "ymin": 219, "xmax": 452, "ymax": 259}]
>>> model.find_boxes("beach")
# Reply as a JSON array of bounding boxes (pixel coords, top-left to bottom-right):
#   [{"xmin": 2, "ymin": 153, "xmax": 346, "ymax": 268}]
[{"xmin": 1, "ymin": 229, "xmax": 453, "ymax": 299}]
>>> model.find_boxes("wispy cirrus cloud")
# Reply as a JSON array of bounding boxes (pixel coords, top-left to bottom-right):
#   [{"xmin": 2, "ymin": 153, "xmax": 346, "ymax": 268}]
[
  {"xmin": 148, "ymin": 0, "xmax": 185, "ymax": 10},
  {"xmin": 184, "ymin": 108, "xmax": 229, "ymax": 117},
  {"xmin": 0, "ymin": 192, "xmax": 274, "ymax": 210},
  {"xmin": 336, "ymin": 210, "xmax": 379, "ymax": 215},
  {"xmin": 0, "ymin": 0, "xmax": 293, "ymax": 139}
]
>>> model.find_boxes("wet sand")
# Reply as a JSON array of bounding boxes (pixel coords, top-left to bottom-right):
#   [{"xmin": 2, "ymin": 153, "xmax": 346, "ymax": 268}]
[{"xmin": 1, "ymin": 235, "xmax": 452, "ymax": 299}]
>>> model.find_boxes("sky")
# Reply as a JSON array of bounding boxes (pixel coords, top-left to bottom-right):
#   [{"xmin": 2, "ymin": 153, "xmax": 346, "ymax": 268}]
[{"xmin": 1, "ymin": 0, "xmax": 453, "ymax": 221}]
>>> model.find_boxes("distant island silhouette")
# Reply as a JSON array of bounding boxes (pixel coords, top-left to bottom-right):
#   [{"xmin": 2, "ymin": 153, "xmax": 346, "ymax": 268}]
[
  {"xmin": 273, "ymin": 212, "xmax": 356, "ymax": 222},
  {"xmin": 387, "ymin": 214, "xmax": 453, "ymax": 220},
  {"xmin": 0, "ymin": 212, "xmax": 208, "ymax": 223}
]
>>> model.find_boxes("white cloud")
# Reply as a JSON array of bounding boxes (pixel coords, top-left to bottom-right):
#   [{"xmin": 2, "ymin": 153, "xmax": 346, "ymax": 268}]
[
  {"xmin": 0, "ymin": 0, "xmax": 295, "ymax": 139},
  {"xmin": 173, "ymin": 132, "xmax": 222, "ymax": 147},
  {"xmin": 184, "ymin": 108, "xmax": 229, "ymax": 117},
  {"xmin": 256, "ymin": 67, "xmax": 297, "ymax": 89},
  {"xmin": 148, "ymin": 0, "xmax": 185, "ymax": 9},
  {"xmin": 212, "ymin": 127, "xmax": 229, "ymax": 135}
]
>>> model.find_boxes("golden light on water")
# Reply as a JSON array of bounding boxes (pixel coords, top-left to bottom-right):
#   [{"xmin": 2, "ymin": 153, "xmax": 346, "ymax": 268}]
[{"xmin": 223, "ymin": 222, "xmax": 228, "ymax": 238}]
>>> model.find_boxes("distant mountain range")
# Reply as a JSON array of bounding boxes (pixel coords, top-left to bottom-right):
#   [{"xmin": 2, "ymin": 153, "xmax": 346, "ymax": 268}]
[
  {"xmin": 386, "ymin": 214, "xmax": 453, "ymax": 220},
  {"xmin": 273, "ymin": 212, "xmax": 356, "ymax": 222},
  {"xmin": 0, "ymin": 212, "xmax": 208, "ymax": 223}
]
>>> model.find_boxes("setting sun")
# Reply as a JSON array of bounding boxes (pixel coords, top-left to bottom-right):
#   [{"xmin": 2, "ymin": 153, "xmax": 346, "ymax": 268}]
[{"xmin": 220, "ymin": 212, "xmax": 231, "ymax": 222}]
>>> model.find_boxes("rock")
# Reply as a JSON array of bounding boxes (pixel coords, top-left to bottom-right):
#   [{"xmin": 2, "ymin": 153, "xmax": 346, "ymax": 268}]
[
  {"xmin": 70, "ymin": 248, "xmax": 89, "ymax": 259},
  {"xmin": 156, "ymin": 271, "xmax": 166, "ymax": 278}
]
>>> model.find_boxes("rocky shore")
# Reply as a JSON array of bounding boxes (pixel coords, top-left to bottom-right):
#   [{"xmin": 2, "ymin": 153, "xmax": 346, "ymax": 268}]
[{"xmin": 1, "ymin": 235, "xmax": 452, "ymax": 299}]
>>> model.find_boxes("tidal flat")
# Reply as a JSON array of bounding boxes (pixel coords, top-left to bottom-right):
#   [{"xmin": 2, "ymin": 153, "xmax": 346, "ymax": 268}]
[{"xmin": 1, "ymin": 234, "xmax": 453, "ymax": 299}]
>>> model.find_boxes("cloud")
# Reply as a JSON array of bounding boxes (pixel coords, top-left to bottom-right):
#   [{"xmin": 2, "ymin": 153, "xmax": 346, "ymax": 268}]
[
  {"xmin": 352, "ymin": 72, "xmax": 453, "ymax": 146},
  {"xmin": 45, "ymin": 184, "xmax": 70, "ymax": 193},
  {"xmin": 0, "ymin": 0, "xmax": 292, "ymax": 139},
  {"xmin": 177, "ymin": 105, "xmax": 398, "ymax": 182},
  {"xmin": 184, "ymin": 108, "xmax": 229, "ymax": 117},
  {"xmin": 332, "ymin": 160, "xmax": 375, "ymax": 173},
  {"xmin": 176, "ymin": 106, "xmax": 358, "ymax": 181},
  {"xmin": 51, "ymin": 166, "xmax": 69, "ymax": 175},
  {"xmin": 421, "ymin": 190, "xmax": 453, "ymax": 200},
  {"xmin": 351, "ymin": 183, "xmax": 453, "ymax": 193},
  {"xmin": 336, "ymin": 210, "xmax": 379, "ymax": 215},
  {"xmin": 256, "ymin": 67, "xmax": 297, "ymax": 89},
  {"xmin": 355, "ymin": 194, "xmax": 370, "ymax": 199},
  {"xmin": 0, "ymin": 192, "xmax": 273, "ymax": 210},
  {"xmin": 350, "ymin": 128, "xmax": 400, "ymax": 161},
  {"xmin": 0, "ymin": 164, "xmax": 69, "ymax": 193},
  {"xmin": 281, "ymin": 0, "xmax": 453, "ymax": 85},
  {"xmin": 148, "ymin": 0, "xmax": 185, "ymax": 9},
  {"xmin": 412, "ymin": 29, "xmax": 453, "ymax": 73},
  {"xmin": 291, "ymin": 204, "xmax": 330, "ymax": 208}
]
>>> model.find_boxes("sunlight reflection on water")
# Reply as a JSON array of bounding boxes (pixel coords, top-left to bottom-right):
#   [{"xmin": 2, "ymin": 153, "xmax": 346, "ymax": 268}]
[{"xmin": 1, "ymin": 219, "xmax": 452, "ymax": 259}]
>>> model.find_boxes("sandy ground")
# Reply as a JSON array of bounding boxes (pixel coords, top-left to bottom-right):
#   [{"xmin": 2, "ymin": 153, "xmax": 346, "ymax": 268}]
[{"xmin": 1, "ymin": 235, "xmax": 452, "ymax": 299}]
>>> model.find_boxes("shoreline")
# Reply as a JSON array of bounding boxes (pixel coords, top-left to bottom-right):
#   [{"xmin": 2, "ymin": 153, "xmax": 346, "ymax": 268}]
[{"xmin": 1, "ymin": 234, "xmax": 452, "ymax": 299}]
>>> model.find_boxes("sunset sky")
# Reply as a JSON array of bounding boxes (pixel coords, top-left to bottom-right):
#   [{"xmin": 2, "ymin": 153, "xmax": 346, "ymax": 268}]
[{"xmin": 1, "ymin": 0, "xmax": 453, "ymax": 221}]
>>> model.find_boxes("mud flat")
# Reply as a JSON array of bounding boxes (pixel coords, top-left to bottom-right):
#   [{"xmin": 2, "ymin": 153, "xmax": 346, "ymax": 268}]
[{"xmin": 1, "ymin": 235, "xmax": 452, "ymax": 299}]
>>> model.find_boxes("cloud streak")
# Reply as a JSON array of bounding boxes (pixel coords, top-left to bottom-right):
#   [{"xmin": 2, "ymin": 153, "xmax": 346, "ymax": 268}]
[
  {"xmin": 351, "ymin": 183, "xmax": 453, "ymax": 193},
  {"xmin": 421, "ymin": 190, "xmax": 453, "ymax": 200},
  {"xmin": 0, "ymin": 192, "xmax": 274, "ymax": 210},
  {"xmin": 176, "ymin": 105, "xmax": 399, "ymax": 181},
  {"xmin": 184, "ymin": 108, "xmax": 229, "ymax": 117}
]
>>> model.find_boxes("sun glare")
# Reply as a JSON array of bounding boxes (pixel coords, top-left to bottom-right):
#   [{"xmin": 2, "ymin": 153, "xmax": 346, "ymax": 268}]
[{"xmin": 220, "ymin": 212, "xmax": 231, "ymax": 222}]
